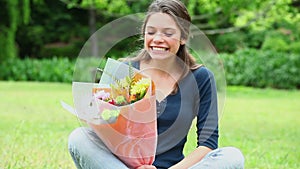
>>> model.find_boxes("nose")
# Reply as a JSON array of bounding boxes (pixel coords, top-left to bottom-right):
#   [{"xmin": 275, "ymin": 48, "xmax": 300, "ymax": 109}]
[{"xmin": 153, "ymin": 33, "xmax": 164, "ymax": 43}]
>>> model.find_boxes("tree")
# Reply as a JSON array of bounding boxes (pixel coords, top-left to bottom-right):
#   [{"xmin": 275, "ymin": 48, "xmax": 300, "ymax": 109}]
[
  {"xmin": 0, "ymin": 0, "xmax": 30, "ymax": 61},
  {"xmin": 185, "ymin": 0, "xmax": 299, "ymax": 35},
  {"xmin": 60, "ymin": 0, "xmax": 133, "ymax": 57},
  {"xmin": 16, "ymin": 0, "xmax": 89, "ymax": 59}
]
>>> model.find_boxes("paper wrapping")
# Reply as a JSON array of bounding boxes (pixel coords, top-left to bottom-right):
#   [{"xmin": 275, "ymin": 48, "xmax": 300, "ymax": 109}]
[{"xmin": 64, "ymin": 58, "xmax": 157, "ymax": 168}]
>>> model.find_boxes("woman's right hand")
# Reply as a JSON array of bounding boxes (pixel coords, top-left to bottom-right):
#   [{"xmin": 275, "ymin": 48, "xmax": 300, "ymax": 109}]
[{"xmin": 136, "ymin": 165, "xmax": 157, "ymax": 169}]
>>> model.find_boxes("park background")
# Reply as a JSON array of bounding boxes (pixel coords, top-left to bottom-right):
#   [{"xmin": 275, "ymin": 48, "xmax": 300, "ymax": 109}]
[{"xmin": 0, "ymin": 0, "xmax": 299, "ymax": 168}]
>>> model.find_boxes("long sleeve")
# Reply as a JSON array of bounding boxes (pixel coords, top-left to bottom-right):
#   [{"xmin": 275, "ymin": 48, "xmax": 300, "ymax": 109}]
[{"xmin": 194, "ymin": 67, "xmax": 219, "ymax": 150}]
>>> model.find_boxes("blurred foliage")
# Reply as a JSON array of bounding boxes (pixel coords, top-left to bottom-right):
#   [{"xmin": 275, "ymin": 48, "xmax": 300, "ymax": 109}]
[
  {"xmin": 220, "ymin": 48, "xmax": 300, "ymax": 89},
  {"xmin": 214, "ymin": 32, "xmax": 247, "ymax": 53},
  {"xmin": 0, "ymin": 57, "xmax": 75, "ymax": 83},
  {"xmin": 2, "ymin": 49, "xmax": 299, "ymax": 90},
  {"xmin": 0, "ymin": 0, "xmax": 30, "ymax": 60},
  {"xmin": 1, "ymin": 0, "xmax": 300, "ymax": 89},
  {"xmin": 1, "ymin": 0, "xmax": 298, "ymax": 59},
  {"xmin": 16, "ymin": 0, "xmax": 89, "ymax": 59}
]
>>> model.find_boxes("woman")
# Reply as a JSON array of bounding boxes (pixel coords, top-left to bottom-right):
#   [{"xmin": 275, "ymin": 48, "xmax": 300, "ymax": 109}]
[{"xmin": 68, "ymin": 0, "xmax": 245, "ymax": 168}]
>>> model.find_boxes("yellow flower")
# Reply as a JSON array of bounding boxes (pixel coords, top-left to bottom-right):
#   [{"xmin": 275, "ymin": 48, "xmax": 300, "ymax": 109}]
[{"xmin": 130, "ymin": 78, "xmax": 151, "ymax": 96}]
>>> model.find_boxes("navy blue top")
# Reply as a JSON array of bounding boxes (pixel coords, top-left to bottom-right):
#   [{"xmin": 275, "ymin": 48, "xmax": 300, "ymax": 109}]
[{"xmin": 131, "ymin": 62, "xmax": 219, "ymax": 169}]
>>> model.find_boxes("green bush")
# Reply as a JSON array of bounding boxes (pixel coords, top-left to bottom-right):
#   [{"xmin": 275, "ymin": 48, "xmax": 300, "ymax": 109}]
[
  {"xmin": 220, "ymin": 49, "xmax": 300, "ymax": 89},
  {"xmin": 0, "ymin": 57, "xmax": 75, "ymax": 83},
  {"xmin": 1, "ymin": 51, "xmax": 299, "ymax": 90},
  {"xmin": 289, "ymin": 41, "xmax": 300, "ymax": 54},
  {"xmin": 261, "ymin": 30, "xmax": 291, "ymax": 53},
  {"xmin": 243, "ymin": 30, "xmax": 266, "ymax": 49},
  {"xmin": 261, "ymin": 26, "xmax": 300, "ymax": 53},
  {"xmin": 39, "ymin": 43, "xmax": 82, "ymax": 59},
  {"xmin": 214, "ymin": 32, "xmax": 247, "ymax": 53}
]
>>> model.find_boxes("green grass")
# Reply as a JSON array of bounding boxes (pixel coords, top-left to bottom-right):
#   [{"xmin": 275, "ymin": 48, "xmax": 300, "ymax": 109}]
[
  {"xmin": 1, "ymin": 82, "xmax": 299, "ymax": 169},
  {"xmin": 185, "ymin": 86, "xmax": 300, "ymax": 169},
  {"xmin": 0, "ymin": 82, "xmax": 78, "ymax": 169}
]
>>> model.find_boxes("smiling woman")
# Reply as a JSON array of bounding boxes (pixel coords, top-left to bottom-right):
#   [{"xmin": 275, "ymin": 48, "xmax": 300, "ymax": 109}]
[
  {"xmin": 144, "ymin": 13, "xmax": 183, "ymax": 59},
  {"xmin": 67, "ymin": 0, "xmax": 244, "ymax": 169}
]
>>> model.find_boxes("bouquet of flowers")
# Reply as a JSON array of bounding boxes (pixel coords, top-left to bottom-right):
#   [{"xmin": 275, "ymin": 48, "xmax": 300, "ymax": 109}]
[{"xmin": 63, "ymin": 58, "xmax": 157, "ymax": 169}]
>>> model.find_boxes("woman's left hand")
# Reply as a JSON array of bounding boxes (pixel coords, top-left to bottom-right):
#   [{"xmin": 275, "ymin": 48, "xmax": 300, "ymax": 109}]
[{"xmin": 136, "ymin": 165, "xmax": 157, "ymax": 169}]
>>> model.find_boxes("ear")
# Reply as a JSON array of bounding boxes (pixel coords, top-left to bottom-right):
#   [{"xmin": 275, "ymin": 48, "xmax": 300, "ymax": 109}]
[{"xmin": 180, "ymin": 39, "xmax": 186, "ymax": 45}]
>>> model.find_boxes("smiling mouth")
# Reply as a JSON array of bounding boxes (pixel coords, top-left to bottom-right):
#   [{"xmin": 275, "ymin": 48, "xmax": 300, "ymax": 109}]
[{"xmin": 151, "ymin": 47, "xmax": 169, "ymax": 52}]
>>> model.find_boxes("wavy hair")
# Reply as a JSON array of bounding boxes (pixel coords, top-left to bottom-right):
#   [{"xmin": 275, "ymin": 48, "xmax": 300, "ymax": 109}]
[{"xmin": 127, "ymin": 0, "xmax": 202, "ymax": 92}]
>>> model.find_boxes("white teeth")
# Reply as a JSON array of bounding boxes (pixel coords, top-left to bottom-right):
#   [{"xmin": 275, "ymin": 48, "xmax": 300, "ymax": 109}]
[{"xmin": 152, "ymin": 47, "xmax": 166, "ymax": 51}]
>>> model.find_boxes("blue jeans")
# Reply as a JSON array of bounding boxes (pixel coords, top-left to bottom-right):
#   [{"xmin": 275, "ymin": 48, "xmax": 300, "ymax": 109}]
[{"xmin": 68, "ymin": 127, "xmax": 244, "ymax": 169}]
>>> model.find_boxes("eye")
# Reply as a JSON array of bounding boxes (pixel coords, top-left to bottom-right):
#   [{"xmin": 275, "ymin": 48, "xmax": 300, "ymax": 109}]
[
  {"xmin": 164, "ymin": 32, "xmax": 174, "ymax": 37},
  {"xmin": 146, "ymin": 31, "xmax": 155, "ymax": 35}
]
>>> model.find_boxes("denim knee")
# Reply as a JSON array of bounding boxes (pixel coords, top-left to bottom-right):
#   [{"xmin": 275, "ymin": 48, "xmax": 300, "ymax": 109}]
[
  {"xmin": 222, "ymin": 147, "xmax": 245, "ymax": 168},
  {"xmin": 69, "ymin": 127, "xmax": 85, "ymax": 145},
  {"xmin": 68, "ymin": 127, "xmax": 89, "ymax": 153}
]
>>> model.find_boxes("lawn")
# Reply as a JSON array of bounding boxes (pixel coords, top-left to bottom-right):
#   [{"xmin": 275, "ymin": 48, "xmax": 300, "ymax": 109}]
[{"xmin": 0, "ymin": 82, "xmax": 299, "ymax": 169}]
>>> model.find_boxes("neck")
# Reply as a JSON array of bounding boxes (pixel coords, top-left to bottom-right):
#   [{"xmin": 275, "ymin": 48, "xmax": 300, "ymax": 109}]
[
  {"xmin": 149, "ymin": 58, "xmax": 178, "ymax": 74},
  {"xmin": 141, "ymin": 57, "xmax": 183, "ymax": 80}
]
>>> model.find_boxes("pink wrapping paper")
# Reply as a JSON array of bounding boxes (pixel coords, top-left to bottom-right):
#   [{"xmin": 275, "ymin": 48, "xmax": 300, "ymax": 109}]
[{"xmin": 89, "ymin": 74, "xmax": 157, "ymax": 168}]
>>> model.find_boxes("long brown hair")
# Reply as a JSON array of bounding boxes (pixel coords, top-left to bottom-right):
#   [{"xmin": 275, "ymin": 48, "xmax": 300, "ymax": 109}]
[
  {"xmin": 130, "ymin": 0, "xmax": 201, "ymax": 72},
  {"xmin": 125, "ymin": 0, "xmax": 202, "ymax": 95}
]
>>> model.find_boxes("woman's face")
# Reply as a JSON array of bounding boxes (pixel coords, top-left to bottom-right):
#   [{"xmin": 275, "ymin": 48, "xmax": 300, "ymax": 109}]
[{"xmin": 144, "ymin": 12, "xmax": 183, "ymax": 61}]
